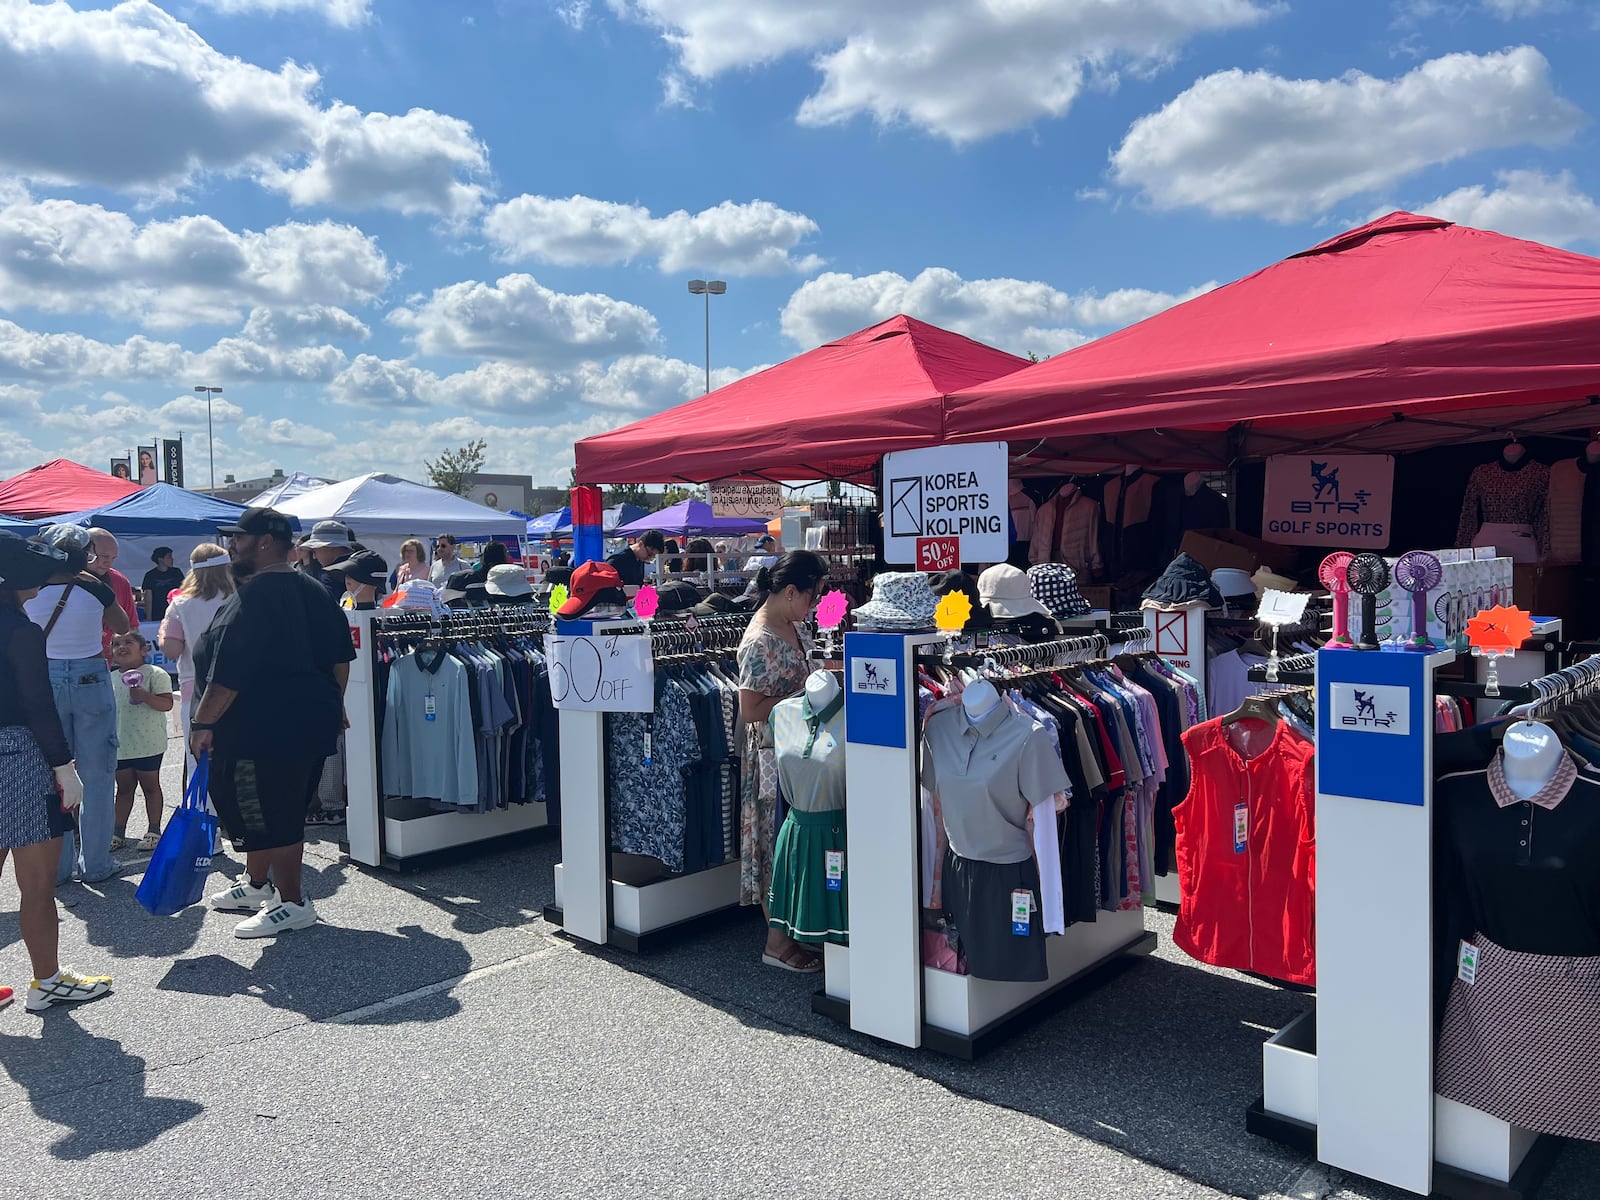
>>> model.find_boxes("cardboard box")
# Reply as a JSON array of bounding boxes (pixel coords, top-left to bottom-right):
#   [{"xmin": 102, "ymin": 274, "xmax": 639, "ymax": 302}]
[
  {"xmin": 1179, "ymin": 529, "xmax": 1300, "ymax": 576},
  {"xmin": 1512, "ymin": 564, "xmax": 1580, "ymax": 627}
]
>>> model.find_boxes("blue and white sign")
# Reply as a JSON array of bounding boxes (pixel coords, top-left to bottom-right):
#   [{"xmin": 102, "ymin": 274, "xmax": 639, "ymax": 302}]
[
  {"xmin": 1328, "ymin": 683, "xmax": 1411, "ymax": 737},
  {"xmin": 1317, "ymin": 650, "xmax": 1431, "ymax": 805},
  {"xmin": 844, "ymin": 632, "xmax": 908, "ymax": 749}
]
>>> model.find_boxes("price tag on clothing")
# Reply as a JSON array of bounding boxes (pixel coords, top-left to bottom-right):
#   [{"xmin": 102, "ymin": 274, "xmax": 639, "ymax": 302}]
[
  {"xmin": 1458, "ymin": 939, "xmax": 1479, "ymax": 985},
  {"xmin": 825, "ymin": 850, "xmax": 843, "ymax": 891},
  {"xmin": 424, "ymin": 693, "xmax": 436, "ymax": 723},
  {"xmin": 1011, "ymin": 889, "xmax": 1031, "ymax": 936},
  {"xmin": 643, "ymin": 728, "xmax": 653, "ymax": 767},
  {"xmin": 1233, "ymin": 802, "xmax": 1247, "ymax": 853}
]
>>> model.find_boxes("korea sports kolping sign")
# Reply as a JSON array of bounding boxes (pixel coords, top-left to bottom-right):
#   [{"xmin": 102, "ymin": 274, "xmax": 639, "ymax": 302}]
[
  {"xmin": 882, "ymin": 442, "xmax": 1008, "ymax": 565},
  {"xmin": 1262, "ymin": 453, "xmax": 1395, "ymax": 549}
]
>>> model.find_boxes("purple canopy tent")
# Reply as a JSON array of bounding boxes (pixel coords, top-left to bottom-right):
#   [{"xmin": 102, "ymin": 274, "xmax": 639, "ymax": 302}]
[{"xmin": 613, "ymin": 498, "xmax": 769, "ymax": 538}]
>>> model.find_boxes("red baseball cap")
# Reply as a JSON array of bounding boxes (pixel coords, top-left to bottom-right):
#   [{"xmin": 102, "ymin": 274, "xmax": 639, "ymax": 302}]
[{"xmin": 557, "ymin": 561, "xmax": 626, "ymax": 618}]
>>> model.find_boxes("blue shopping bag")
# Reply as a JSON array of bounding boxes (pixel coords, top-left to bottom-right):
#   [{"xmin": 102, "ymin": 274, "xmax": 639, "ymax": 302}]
[{"xmin": 135, "ymin": 752, "xmax": 219, "ymax": 917}]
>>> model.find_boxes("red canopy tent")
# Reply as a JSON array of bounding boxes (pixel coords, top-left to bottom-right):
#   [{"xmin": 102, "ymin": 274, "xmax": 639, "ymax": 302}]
[
  {"xmin": 0, "ymin": 458, "xmax": 140, "ymax": 520},
  {"xmin": 575, "ymin": 315, "xmax": 1030, "ymax": 484},
  {"xmin": 945, "ymin": 213, "xmax": 1600, "ymax": 471}
]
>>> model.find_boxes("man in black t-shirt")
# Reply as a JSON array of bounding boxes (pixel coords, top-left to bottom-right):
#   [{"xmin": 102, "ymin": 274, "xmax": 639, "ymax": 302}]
[
  {"xmin": 190, "ymin": 506, "xmax": 356, "ymax": 938},
  {"xmin": 141, "ymin": 546, "xmax": 185, "ymax": 623},
  {"xmin": 607, "ymin": 529, "xmax": 663, "ymax": 595}
]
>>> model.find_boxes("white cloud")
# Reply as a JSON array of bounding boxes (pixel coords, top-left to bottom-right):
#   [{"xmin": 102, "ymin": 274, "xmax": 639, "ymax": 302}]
[
  {"xmin": 0, "ymin": 193, "xmax": 392, "ymax": 329},
  {"xmin": 1414, "ymin": 169, "xmax": 1600, "ymax": 247},
  {"xmin": 328, "ymin": 353, "xmax": 434, "ymax": 409},
  {"xmin": 190, "ymin": 337, "xmax": 348, "ymax": 382},
  {"xmin": 1482, "ymin": 0, "xmax": 1561, "ymax": 16},
  {"xmin": 484, "ymin": 195, "xmax": 822, "ymax": 274},
  {"xmin": 315, "ymin": 411, "xmax": 624, "ymax": 486},
  {"xmin": 237, "ymin": 414, "xmax": 338, "ymax": 447},
  {"xmin": 387, "ymin": 273, "xmax": 661, "ymax": 365},
  {"xmin": 258, "ymin": 105, "xmax": 490, "ymax": 221},
  {"xmin": 0, "ymin": 318, "xmax": 348, "ymax": 384},
  {"xmin": 241, "ymin": 305, "xmax": 371, "ymax": 345},
  {"xmin": 606, "ymin": 0, "xmax": 1277, "ymax": 143},
  {"xmin": 190, "ymin": 0, "xmax": 373, "ymax": 26},
  {"xmin": 0, "ymin": 0, "xmax": 488, "ymax": 216},
  {"xmin": 780, "ymin": 267, "xmax": 1214, "ymax": 356},
  {"xmin": 1110, "ymin": 47, "xmax": 1585, "ymax": 221}
]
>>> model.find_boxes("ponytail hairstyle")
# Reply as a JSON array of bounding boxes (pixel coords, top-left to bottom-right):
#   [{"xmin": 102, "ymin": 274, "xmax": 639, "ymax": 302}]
[{"xmin": 755, "ymin": 550, "xmax": 827, "ymax": 608}]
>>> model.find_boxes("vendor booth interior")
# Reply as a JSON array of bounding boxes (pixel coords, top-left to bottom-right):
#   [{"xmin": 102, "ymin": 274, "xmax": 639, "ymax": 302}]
[{"xmin": 334, "ymin": 213, "xmax": 1600, "ymax": 1200}]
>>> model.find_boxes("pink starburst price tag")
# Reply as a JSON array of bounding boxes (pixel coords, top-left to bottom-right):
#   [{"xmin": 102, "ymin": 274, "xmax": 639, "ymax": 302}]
[
  {"xmin": 634, "ymin": 584, "xmax": 659, "ymax": 620},
  {"xmin": 815, "ymin": 590, "xmax": 849, "ymax": 630}
]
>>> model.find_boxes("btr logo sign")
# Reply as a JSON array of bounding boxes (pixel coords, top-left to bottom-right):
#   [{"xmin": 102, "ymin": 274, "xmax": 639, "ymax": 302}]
[{"xmin": 1329, "ymin": 682, "xmax": 1411, "ymax": 737}]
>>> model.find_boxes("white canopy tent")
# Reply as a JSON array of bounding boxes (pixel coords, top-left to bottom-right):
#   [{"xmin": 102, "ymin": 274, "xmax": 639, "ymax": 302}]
[
  {"xmin": 274, "ymin": 473, "xmax": 525, "ymax": 570},
  {"xmin": 250, "ymin": 472, "xmax": 330, "ymax": 508}
]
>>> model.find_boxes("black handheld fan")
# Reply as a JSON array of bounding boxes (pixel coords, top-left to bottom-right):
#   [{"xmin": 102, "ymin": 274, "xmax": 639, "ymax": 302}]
[{"xmin": 1346, "ymin": 552, "xmax": 1390, "ymax": 651}]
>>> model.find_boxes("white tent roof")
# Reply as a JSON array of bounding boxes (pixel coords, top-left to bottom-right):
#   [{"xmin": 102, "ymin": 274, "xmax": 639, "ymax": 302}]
[
  {"xmin": 274, "ymin": 473, "xmax": 525, "ymax": 539},
  {"xmin": 250, "ymin": 471, "xmax": 330, "ymax": 508}
]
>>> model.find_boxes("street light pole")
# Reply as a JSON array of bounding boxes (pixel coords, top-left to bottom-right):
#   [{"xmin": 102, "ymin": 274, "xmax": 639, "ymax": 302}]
[
  {"xmin": 686, "ymin": 279, "xmax": 727, "ymax": 394},
  {"xmin": 193, "ymin": 385, "xmax": 222, "ymax": 492}
]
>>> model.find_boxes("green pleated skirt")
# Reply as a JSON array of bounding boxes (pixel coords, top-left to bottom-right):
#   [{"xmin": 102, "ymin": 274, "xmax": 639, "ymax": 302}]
[{"xmin": 767, "ymin": 807, "xmax": 849, "ymax": 945}]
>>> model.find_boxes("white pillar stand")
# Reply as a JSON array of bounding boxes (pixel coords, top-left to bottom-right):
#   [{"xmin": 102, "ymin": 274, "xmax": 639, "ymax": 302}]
[
  {"xmin": 1144, "ymin": 605, "xmax": 1210, "ymax": 908},
  {"xmin": 344, "ymin": 611, "xmax": 382, "ymax": 867},
  {"xmin": 814, "ymin": 630, "xmax": 1155, "ymax": 1058}
]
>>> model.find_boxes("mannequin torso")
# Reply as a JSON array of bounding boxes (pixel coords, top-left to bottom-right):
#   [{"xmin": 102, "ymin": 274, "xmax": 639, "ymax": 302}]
[
  {"xmin": 805, "ymin": 669, "xmax": 840, "ymax": 712},
  {"xmin": 1502, "ymin": 720, "xmax": 1564, "ymax": 798},
  {"xmin": 962, "ymin": 677, "xmax": 1002, "ymax": 722}
]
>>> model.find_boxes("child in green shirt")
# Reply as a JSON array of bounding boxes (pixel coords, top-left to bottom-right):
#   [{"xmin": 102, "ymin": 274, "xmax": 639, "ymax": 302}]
[{"xmin": 109, "ymin": 631, "xmax": 175, "ymax": 852}]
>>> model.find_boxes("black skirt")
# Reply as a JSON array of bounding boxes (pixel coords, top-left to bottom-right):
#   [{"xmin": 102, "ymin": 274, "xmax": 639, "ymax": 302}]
[
  {"xmin": 0, "ymin": 725, "xmax": 71, "ymax": 850},
  {"xmin": 942, "ymin": 849, "xmax": 1047, "ymax": 983}
]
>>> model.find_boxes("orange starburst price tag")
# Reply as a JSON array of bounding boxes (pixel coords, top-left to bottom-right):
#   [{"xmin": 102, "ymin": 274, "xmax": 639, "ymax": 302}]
[
  {"xmin": 1465, "ymin": 605, "xmax": 1535, "ymax": 654},
  {"xmin": 935, "ymin": 591, "xmax": 972, "ymax": 633}
]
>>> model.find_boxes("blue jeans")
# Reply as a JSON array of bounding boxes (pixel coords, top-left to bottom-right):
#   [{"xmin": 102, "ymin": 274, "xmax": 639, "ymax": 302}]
[{"xmin": 49, "ymin": 657, "xmax": 118, "ymax": 883}]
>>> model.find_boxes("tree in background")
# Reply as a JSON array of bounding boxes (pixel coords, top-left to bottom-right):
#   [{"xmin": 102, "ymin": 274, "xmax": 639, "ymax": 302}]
[{"xmin": 425, "ymin": 439, "xmax": 487, "ymax": 496}]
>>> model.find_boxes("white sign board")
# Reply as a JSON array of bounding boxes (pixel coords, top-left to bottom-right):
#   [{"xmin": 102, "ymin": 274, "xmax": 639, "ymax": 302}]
[
  {"xmin": 547, "ymin": 633, "xmax": 654, "ymax": 712},
  {"xmin": 709, "ymin": 481, "xmax": 783, "ymax": 521},
  {"xmin": 850, "ymin": 655, "xmax": 898, "ymax": 696},
  {"xmin": 1328, "ymin": 682, "xmax": 1411, "ymax": 737},
  {"xmin": 882, "ymin": 441, "xmax": 1008, "ymax": 565},
  {"xmin": 1262, "ymin": 454, "xmax": 1394, "ymax": 549},
  {"xmin": 1258, "ymin": 589, "xmax": 1311, "ymax": 626}
]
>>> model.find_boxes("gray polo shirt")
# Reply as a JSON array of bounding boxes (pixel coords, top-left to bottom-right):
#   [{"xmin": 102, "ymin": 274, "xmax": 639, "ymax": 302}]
[
  {"xmin": 770, "ymin": 691, "xmax": 846, "ymax": 813},
  {"xmin": 920, "ymin": 701, "xmax": 1068, "ymax": 864}
]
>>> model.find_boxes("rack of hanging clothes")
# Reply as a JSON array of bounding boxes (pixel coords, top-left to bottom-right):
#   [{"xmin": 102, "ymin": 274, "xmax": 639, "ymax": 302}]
[
  {"xmin": 341, "ymin": 607, "xmax": 557, "ymax": 866},
  {"xmin": 604, "ymin": 612, "xmax": 753, "ymax": 878},
  {"xmin": 546, "ymin": 610, "xmax": 758, "ymax": 952},
  {"xmin": 914, "ymin": 625, "xmax": 1196, "ymax": 953}
]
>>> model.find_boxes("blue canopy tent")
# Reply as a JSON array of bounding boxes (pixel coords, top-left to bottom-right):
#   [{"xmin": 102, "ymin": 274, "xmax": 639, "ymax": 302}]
[
  {"xmin": 0, "ymin": 514, "xmax": 38, "ymax": 535},
  {"xmin": 552, "ymin": 502, "xmax": 650, "ymax": 537},
  {"xmin": 614, "ymin": 498, "xmax": 768, "ymax": 538},
  {"xmin": 525, "ymin": 508, "xmax": 571, "ymax": 540}
]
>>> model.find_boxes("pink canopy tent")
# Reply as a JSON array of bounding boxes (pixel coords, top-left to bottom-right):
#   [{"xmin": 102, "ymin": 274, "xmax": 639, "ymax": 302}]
[
  {"xmin": 0, "ymin": 458, "xmax": 141, "ymax": 520},
  {"xmin": 944, "ymin": 214, "xmax": 1600, "ymax": 472},
  {"xmin": 575, "ymin": 315, "xmax": 1030, "ymax": 484}
]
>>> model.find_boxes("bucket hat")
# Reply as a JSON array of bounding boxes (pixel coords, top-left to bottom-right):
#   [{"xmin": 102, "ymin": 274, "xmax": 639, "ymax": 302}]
[
  {"xmin": 853, "ymin": 572, "xmax": 939, "ymax": 630},
  {"xmin": 1143, "ymin": 553, "xmax": 1222, "ymax": 609},
  {"xmin": 485, "ymin": 563, "xmax": 532, "ymax": 598},
  {"xmin": 1027, "ymin": 563, "xmax": 1091, "ymax": 619},
  {"xmin": 978, "ymin": 563, "xmax": 1051, "ymax": 620},
  {"xmin": 300, "ymin": 520, "xmax": 356, "ymax": 550}
]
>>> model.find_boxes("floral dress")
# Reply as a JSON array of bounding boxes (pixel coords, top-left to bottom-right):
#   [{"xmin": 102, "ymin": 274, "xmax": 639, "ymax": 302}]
[{"xmin": 736, "ymin": 619, "xmax": 812, "ymax": 906}]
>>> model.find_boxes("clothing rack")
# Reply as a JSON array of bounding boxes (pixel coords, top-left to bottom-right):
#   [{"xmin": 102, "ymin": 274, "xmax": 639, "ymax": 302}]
[
  {"xmin": 346, "ymin": 609, "xmax": 554, "ymax": 868},
  {"xmin": 644, "ymin": 611, "xmax": 752, "ymax": 656},
  {"xmin": 1504, "ymin": 653, "xmax": 1600, "ymax": 717},
  {"xmin": 940, "ymin": 625, "xmax": 1154, "ymax": 669}
]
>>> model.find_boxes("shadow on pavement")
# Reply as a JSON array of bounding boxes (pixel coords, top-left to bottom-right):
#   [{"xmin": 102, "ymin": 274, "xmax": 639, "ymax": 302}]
[
  {"xmin": 0, "ymin": 1011, "xmax": 204, "ymax": 1161},
  {"xmin": 155, "ymin": 923, "xmax": 471, "ymax": 1024}
]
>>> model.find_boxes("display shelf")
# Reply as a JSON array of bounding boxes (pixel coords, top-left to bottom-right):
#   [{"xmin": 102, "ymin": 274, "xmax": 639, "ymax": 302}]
[
  {"xmin": 544, "ymin": 861, "xmax": 742, "ymax": 953},
  {"xmin": 813, "ymin": 911, "xmax": 1155, "ymax": 1060},
  {"xmin": 381, "ymin": 801, "xmax": 548, "ymax": 862}
]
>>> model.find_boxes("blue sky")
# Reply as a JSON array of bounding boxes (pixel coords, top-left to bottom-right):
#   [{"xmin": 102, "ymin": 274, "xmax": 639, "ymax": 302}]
[{"xmin": 1, "ymin": 0, "xmax": 1598, "ymax": 488}]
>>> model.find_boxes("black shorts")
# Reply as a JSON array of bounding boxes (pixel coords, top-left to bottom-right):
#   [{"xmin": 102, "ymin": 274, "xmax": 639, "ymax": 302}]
[
  {"xmin": 942, "ymin": 849, "xmax": 1048, "ymax": 984},
  {"xmin": 208, "ymin": 756, "xmax": 321, "ymax": 852},
  {"xmin": 117, "ymin": 754, "xmax": 164, "ymax": 773}
]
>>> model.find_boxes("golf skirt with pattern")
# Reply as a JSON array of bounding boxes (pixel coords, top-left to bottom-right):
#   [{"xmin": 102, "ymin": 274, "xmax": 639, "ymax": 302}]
[
  {"xmin": 0, "ymin": 725, "xmax": 71, "ymax": 849},
  {"xmin": 208, "ymin": 755, "xmax": 322, "ymax": 852},
  {"xmin": 767, "ymin": 808, "xmax": 848, "ymax": 946},
  {"xmin": 942, "ymin": 849, "xmax": 1047, "ymax": 983},
  {"xmin": 1435, "ymin": 935, "xmax": 1600, "ymax": 1141}
]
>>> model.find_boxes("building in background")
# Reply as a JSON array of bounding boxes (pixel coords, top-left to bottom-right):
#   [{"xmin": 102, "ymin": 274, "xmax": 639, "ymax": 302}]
[{"xmin": 464, "ymin": 472, "xmax": 534, "ymax": 514}]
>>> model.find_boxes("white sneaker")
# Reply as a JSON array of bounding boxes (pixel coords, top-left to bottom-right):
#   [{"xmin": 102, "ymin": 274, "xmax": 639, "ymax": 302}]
[
  {"xmin": 26, "ymin": 967, "xmax": 113, "ymax": 1011},
  {"xmin": 209, "ymin": 878, "xmax": 277, "ymax": 912},
  {"xmin": 234, "ymin": 898, "xmax": 317, "ymax": 939}
]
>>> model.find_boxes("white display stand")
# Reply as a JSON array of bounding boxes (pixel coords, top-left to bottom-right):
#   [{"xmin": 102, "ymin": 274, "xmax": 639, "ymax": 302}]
[
  {"xmin": 343, "ymin": 611, "xmax": 549, "ymax": 868},
  {"xmin": 1143, "ymin": 605, "xmax": 1210, "ymax": 908},
  {"xmin": 811, "ymin": 630, "xmax": 1156, "ymax": 1059},
  {"xmin": 541, "ymin": 619, "xmax": 742, "ymax": 952},
  {"xmin": 1248, "ymin": 648, "xmax": 1558, "ymax": 1200}
]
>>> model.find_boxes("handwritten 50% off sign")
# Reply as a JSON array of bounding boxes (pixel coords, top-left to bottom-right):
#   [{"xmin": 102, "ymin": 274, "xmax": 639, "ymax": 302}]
[{"xmin": 547, "ymin": 633, "xmax": 654, "ymax": 713}]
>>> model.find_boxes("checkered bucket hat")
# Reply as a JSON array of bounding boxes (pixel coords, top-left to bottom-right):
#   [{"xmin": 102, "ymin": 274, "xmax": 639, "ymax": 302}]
[{"xmin": 1028, "ymin": 562, "xmax": 1091, "ymax": 618}]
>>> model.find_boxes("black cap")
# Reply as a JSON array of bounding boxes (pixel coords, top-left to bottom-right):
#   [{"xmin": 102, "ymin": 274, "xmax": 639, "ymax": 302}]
[
  {"xmin": 218, "ymin": 506, "xmax": 295, "ymax": 541},
  {"xmin": 0, "ymin": 532, "xmax": 67, "ymax": 590},
  {"xmin": 328, "ymin": 550, "xmax": 387, "ymax": 589},
  {"xmin": 655, "ymin": 580, "xmax": 702, "ymax": 613},
  {"xmin": 691, "ymin": 591, "xmax": 737, "ymax": 617}
]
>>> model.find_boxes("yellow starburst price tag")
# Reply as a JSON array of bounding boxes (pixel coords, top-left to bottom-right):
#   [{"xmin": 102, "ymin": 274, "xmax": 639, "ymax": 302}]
[
  {"xmin": 548, "ymin": 584, "xmax": 569, "ymax": 617},
  {"xmin": 935, "ymin": 590, "xmax": 971, "ymax": 633}
]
